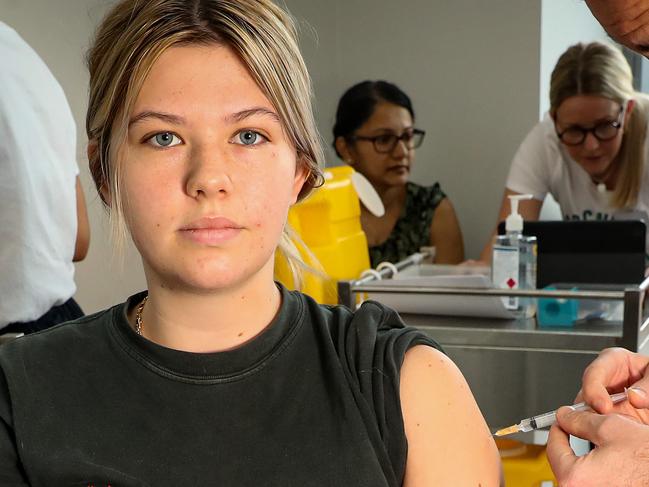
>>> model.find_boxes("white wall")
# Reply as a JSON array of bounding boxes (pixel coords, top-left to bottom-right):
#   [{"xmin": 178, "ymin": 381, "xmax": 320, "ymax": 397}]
[
  {"xmin": 2, "ymin": 0, "xmax": 619, "ymax": 313},
  {"xmin": 287, "ymin": 0, "xmax": 618, "ymax": 259},
  {"xmin": 286, "ymin": 0, "xmax": 542, "ymax": 259},
  {"xmin": 539, "ymin": 0, "xmax": 610, "ymax": 117}
]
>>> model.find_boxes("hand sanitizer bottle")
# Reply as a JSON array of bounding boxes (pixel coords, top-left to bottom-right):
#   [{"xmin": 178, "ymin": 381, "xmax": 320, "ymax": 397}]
[{"xmin": 492, "ymin": 194, "xmax": 536, "ymax": 316}]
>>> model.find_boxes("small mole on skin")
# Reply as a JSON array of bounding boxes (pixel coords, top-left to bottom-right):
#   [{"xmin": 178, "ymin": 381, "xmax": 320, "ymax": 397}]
[
  {"xmin": 238, "ymin": 332, "xmax": 243, "ymax": 337},
  {"xmin": 417, "ymin": 423, "xmax": 420, "ymax": 427}
]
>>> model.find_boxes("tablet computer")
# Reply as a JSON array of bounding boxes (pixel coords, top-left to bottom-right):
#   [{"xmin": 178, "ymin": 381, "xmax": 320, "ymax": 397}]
[{"xmin": 496, "ymin": 220, "xmax": 646, "ymax": 288}]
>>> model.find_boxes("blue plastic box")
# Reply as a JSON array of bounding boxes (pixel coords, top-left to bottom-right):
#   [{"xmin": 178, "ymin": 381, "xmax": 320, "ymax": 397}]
[{"xmin": 537, "ymin": 286, "xmax": 578, "ymax": 327}]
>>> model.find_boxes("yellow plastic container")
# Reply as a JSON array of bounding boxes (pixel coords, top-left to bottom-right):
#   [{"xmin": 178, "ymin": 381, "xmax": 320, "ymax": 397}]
[
  {"xmin": 275, "ymin": 166, "xmax": 370, "ymax": 304},
  {"xmin": 496, "ymin": 438, "xmax": 557, "ymax": 487}
]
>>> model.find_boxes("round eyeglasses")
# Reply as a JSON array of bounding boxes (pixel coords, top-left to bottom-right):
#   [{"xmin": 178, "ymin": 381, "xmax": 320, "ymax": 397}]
[
  {"xmin": 556, "ymin": 105, "xmax": 625, "ymax": 146},
  {"xmin": 348, "ymin": 128, "xmax": 425, "ymax": 153}
]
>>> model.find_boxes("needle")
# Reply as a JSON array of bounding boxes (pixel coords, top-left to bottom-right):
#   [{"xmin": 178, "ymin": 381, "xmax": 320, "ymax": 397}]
[{"xmin": 494, "ymin": 391, "xmax": 628, "ymax": 436}]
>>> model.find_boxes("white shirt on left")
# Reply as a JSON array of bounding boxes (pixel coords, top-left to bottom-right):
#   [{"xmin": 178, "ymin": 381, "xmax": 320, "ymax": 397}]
[{"xmin": 0, "ymin": 22, "xmax": 79, "ymax": 327}]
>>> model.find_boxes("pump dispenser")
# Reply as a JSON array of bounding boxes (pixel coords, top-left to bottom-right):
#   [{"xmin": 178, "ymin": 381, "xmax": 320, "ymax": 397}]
[
  {"xmin": 492, "ymin": 194, "xmax": 537, "ymax": 316},
  {"xmin": 505, "ymin": 194, "xmax": 531, "ymax": 233}
]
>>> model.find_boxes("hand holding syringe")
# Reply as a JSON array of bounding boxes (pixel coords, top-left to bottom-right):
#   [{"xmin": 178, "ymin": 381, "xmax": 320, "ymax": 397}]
[{"xmin": 495, "ymin": 391, "xmax": 628, "ymax": 436}]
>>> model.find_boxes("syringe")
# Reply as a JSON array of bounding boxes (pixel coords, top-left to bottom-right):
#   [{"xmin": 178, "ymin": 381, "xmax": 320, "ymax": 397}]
[{"xmin": 494, "ymin": 391, "xmax": 628, "ymax": 436}]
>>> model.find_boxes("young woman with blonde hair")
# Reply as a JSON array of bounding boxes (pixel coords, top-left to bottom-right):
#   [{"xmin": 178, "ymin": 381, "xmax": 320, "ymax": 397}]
[
  {"xmin": 480, "ymin": 41, "xmax": 649, "ymax": 261},
  {"xmin": 0, "ymin": 1, "xmax": 499, "ymax": 485}
]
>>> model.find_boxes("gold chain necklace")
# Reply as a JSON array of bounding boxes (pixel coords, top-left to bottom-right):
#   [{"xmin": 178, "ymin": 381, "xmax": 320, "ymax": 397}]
[{"xmin": 135, "ymin": 295, "xmax": 148, "ymax": 336}]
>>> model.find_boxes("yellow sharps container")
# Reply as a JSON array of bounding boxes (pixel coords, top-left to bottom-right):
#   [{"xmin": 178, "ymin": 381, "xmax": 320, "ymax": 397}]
[
  {"xmin": 496, "ymin": 438, "xmax": 557, "ymax": 486},
  {"xmin": 275, "ymin": 165, "xmax": 370, "ymax": 304}
]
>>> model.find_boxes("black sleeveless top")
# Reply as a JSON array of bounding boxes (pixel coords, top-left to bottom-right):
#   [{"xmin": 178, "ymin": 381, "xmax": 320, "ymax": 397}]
[
  {"xmin": 0, "ymin": 284, "xmax": 441, "ymax": 486},
  {"xmin": 369, "ymin": 182, "xmax": 446, "ymax": 267}
]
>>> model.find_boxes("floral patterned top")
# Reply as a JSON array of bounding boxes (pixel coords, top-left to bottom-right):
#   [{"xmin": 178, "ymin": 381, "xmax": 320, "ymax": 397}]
[{"xmin": 368, "ymin": 182, "xmax": 446, "ymax": 267}]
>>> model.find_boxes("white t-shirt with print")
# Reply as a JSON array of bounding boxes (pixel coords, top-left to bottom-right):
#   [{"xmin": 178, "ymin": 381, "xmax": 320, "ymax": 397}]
[
  {"xmin": 506, "ymin": 111, "xmax": 649, "ymax": 224},
  {"xmin": 0, "ymin": 22, "xmax": 79, "ymax": 327}
]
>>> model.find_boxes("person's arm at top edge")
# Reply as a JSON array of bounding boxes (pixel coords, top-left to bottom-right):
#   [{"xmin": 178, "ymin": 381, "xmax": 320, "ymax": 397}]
[
  {"xmin": 73, "ymin": 176, "xmax": 90, "ymax": 262},
  {"xmin": 477, "ymin": 189, "xmax": 542, "ymax": 263},
  {"xmin": 430, "ymin": 197, "xmax": 464, "ymax": 264},
  {"xmin": 400, "ymin": 345, "xmax": 501, "ymax": 486},
  {"xmin": 546, "ymin": 347, "xmax": 649, "ymax": 486},
  {"xmin": 585, "ymin": 0, "xmax": 649, "ymax": 56}
]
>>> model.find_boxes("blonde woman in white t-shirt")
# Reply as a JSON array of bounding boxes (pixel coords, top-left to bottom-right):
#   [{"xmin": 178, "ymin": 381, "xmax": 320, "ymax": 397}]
[{"xmin": 478, "ymin": 41, "xmax": 649, "ymax": 262}]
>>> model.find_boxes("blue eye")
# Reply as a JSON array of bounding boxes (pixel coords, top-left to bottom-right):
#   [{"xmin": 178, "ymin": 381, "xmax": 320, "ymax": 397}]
[
  {"xmin": 236, "ymin": 130, "xmax": 265, "ymax": 146},
  {"xmin": 149, "ymin": 132, "xmax": 181, "ymax": 147}
]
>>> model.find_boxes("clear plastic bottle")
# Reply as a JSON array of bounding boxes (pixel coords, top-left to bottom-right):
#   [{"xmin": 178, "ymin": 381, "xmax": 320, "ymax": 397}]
[
  {"xmin": 492, "ymin": 195, "xmax": 536, "ymax": 316},
  {"xmin": 520, "ymin": 235, "xmax": 537, "ymax": 317},
  {"xmin": 493, "ymin": 232, "xmax": 523, "ymax": 311}
]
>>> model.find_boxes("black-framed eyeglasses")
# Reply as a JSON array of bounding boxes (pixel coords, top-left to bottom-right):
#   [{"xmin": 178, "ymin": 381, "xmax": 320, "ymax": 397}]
[
  {"xmin": 348, "ymin": 128, "xmax": 425, "ymax": 153},
  {"xmin": 556, "ymin": 104, "xmax": 625, "ymax": 146}
]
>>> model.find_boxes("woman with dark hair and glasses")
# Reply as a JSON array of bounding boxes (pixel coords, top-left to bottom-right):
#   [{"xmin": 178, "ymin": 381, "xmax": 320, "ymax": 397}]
[
  {"xmin": 333, "ymin": 80, "xmax": 464, "ymax": 267},
  {"xmin": 479, "ymin": 41, "xmax": 649, "ymax": 262}
]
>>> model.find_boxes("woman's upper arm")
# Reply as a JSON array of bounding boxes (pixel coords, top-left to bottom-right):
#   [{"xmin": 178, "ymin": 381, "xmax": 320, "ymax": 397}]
[
  {"xmin": 506, "ymin": 120, "xmax": 554, "ymax": 198},
  {"xmin": 73, "ymin": 176, "xmax": 90, "ymax": 262},
  {"xmin": 400, "ymin": 345, "xmax": 501, "ymax": 487},
  {"xmin": 429, "ymin": 197, "xmax": 464, "ymax": 264}
]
